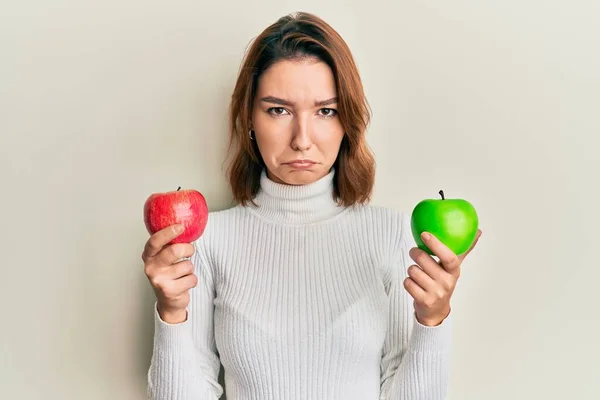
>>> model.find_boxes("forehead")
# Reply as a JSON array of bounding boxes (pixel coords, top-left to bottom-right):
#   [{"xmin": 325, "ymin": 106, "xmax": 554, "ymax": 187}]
[{"xmin": 256, "ymin": 58, "xmax": 337, "ymax": 101}]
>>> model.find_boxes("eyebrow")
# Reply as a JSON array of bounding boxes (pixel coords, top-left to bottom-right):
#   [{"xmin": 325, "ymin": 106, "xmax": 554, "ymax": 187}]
[{"xmin": 260, "ymin": 96, "xmax": 338, "ymax": 107}]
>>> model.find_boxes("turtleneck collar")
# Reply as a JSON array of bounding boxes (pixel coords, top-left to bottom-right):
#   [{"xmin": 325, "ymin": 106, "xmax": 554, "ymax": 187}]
[{"xmin": 248, "ymin": 168, "xmax": 346, "ymax": 224}]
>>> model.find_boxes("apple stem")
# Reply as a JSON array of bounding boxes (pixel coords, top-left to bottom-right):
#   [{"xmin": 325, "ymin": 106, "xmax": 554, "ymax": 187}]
[
  {"xmin": 439, "ymin": 190, "xmax": 445, "ymax": 200},
  {"xmin": 177, "ymin": 186, "xmax": 181, "ymax": 191}
]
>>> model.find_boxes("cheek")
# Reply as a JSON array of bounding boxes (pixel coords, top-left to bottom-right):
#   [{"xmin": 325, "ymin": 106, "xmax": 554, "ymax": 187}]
[
  {"xmin": 254, "ymin": 113, "xmax": 281, "ymax": 141},
  {"xmin": 255, "ymin": 127, "xmax": 290, "ymax": 162},
  {"xmin": 314, "ymin": 121, "xmax": 344, "ymax": 152},
  {"xmin": 258, "ymin": 136, "xmax": 288, "ymax": 158}
]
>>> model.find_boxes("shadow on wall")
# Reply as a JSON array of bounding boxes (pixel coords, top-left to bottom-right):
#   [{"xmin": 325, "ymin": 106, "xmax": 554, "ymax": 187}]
[
  {"xmin": 136, "ymin": 279, "xmax": 157, "ymax": 386},
  {"xmin": 219, "ymin": 365, "xmax": 227, "ymax": 398}
]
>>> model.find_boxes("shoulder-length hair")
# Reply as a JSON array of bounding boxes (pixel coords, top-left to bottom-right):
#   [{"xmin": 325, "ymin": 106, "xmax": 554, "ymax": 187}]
[{"xmin": 226, "ymin": 12, "xmax": 375, "ymax": 207}]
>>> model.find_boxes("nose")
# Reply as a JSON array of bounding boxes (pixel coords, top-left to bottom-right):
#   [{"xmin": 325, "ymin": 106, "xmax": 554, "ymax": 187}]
[{"xmin": 290, "ymin": 116, "xmax": 313, "ymax": 151}]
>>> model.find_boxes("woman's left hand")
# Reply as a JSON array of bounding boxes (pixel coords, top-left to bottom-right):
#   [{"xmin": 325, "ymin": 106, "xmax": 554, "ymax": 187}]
[{"xmin": 404, "ymin": 229, "xmax": 482, "ymax": 327}]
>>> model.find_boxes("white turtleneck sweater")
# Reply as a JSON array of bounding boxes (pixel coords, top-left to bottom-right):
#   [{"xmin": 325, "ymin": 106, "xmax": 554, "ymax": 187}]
[{"xmin": 147, "ymin": 169, "xmax": 452, "ymax": 400}]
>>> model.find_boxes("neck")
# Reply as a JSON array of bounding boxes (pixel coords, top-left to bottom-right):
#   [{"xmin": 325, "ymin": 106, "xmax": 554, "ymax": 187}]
[{"xmin": 250, "ymin": 168, "xmax": 345, "ymax": 224}]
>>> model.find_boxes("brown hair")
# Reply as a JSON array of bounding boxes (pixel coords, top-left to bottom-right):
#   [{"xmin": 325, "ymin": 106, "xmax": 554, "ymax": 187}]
[{"xmin": 226, "ymin": 12, "xmax": 375, "ymax": 207}]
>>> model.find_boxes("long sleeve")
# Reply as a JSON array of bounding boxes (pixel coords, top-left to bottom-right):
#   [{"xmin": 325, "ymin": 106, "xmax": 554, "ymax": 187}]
[
  {"xmin": 147, "ymin": 238, "xmax": 224, "ymax": 400},
  {"xmin": 379, "ymin": 212, "xmax": 453, "ymax": 400}
]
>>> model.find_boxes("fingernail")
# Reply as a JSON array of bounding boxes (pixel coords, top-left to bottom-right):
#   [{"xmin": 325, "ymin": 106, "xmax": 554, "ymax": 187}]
[
  {"xmin": 174, "ymin": 224, "xmax": 184, "ymax": 234},
  {"xmin": 421, "ymin": 232, "xmax": 431, "ymax": 241}
]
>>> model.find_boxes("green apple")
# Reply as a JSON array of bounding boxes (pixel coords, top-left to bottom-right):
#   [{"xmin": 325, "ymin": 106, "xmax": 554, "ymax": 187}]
[{"xmin": 410, "ymin": 190, "xmax": 479, "ymax": 256}]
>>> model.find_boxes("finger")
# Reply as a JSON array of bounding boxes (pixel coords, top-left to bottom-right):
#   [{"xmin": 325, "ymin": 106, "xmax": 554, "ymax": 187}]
[
  {"xmin": 142, "ymin": 224, "xmax": 184, "ymax": 261},
  {"xmin": 458, "ymin": 229, "xmax": 482, "ymax": 262},
  {"xmin": 420, "ymin": 232, "xmax": 461, "ymax": 275},
  {"xmin": 175, "ymin": 273, "xmax": 199, "ymax": 292},
  {"xmin": 407, "ymin": 265, "xmax": 437, "ymax": 292},
  {"xmin": 155, "ymin": 243, "xmax": 196, "ymax": 267},
  {"xmin": 403, "ymin": 277, "xmax": 426, "ymax": 302},
  {"xmin": 409, "ymin": 247, "xmax": 446, "ymax": 282},
  {"xmin": 171, "ymin": 260, "xmax": 195, "ymax": 280}
]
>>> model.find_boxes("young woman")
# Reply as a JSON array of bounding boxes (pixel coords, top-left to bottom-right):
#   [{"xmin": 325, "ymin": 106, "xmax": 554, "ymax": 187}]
[{"xmin": 143, "ymin": 11, "xmax": 481, "ymax": 400}]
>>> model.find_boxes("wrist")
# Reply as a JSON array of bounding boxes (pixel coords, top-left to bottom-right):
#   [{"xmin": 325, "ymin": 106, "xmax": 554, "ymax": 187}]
[
  {"xmin": 416, "ymin": 307, "xmax": 451, "ymax": 327},
  {"xmin": 158, "ymin": 305, "xmax": 188, "ymax": 324}
]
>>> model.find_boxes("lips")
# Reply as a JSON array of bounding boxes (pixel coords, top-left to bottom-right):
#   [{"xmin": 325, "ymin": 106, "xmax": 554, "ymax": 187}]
[
  {"xmin": 286, "ymin": 159, "xmax": 315, "ymax": 164},
  {"xmin": 285, "ymin": 159, "xmax": 316, "ymax": 168}
]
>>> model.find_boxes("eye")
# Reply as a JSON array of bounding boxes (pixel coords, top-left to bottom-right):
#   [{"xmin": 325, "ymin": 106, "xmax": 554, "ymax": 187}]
[
  {"xmin": 318, "ymin": 108, "xmax": 337, "ymax": 118},
  {"xmin": 267, "ymin": 107, "xmax": 289, "ymax": 116}
]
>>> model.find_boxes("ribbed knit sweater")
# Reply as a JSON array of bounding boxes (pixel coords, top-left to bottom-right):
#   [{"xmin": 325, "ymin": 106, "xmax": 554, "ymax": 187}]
[{"xmin": 147, "ymin": 169, "xmax": 452, "ymax": 400}]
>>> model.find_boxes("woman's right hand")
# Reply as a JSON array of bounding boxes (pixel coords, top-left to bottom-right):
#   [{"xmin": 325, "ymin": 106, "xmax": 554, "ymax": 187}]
[{"xmin": 142, "ymin": 224, "xmax": 198, "ymax": 324}]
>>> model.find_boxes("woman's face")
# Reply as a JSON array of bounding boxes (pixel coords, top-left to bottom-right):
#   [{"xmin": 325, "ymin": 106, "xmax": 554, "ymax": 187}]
[{"xmin": 251, "ymin": 57, "xmax": 344, "ymax": 186}]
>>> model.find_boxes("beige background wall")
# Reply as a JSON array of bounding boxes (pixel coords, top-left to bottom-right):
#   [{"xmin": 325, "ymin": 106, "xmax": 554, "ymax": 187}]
[{"xmin": 1, "ymin": 1, "xmax": 598, "ymax": 399}]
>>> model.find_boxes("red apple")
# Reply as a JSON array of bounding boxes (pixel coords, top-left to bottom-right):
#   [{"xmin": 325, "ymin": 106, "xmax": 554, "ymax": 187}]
[{"xmin": 143, "ymin": 186, "xmax": 208, "ymax": 244}]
